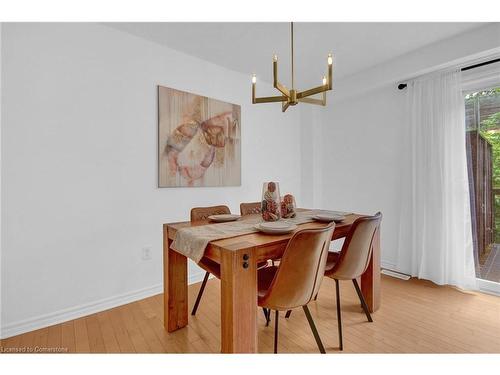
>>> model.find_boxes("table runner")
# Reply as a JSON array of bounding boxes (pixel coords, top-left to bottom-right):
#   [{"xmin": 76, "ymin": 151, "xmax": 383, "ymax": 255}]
[{"xmin": 171, "ymin": 209, "xmax": 348, "ymax": 263}]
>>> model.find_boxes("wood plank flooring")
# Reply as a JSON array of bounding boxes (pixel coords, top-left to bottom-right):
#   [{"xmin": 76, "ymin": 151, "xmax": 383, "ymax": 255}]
[{"xmin": 1, "ymin": 275, "xmax": 500, "ymax": 353}]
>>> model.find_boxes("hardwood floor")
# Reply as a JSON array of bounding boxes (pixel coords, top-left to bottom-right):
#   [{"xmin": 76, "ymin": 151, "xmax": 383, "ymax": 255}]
[{"xmin": 2, "ymin": 275, "xmax": 500, "ymax": 353}]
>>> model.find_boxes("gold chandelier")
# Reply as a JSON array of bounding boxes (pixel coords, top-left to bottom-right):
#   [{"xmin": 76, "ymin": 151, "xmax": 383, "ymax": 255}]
[{"xmin": 252, "ymin": 22, "xmax": 333, "ymax": 112}]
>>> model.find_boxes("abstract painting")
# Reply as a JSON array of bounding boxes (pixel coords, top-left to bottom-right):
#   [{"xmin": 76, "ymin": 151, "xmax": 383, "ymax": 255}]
[{"xmin": 158, "ymin": 86, "xmax": 241, "ymax": 187}]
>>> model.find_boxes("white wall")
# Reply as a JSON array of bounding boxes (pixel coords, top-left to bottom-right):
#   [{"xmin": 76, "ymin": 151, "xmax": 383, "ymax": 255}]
[
  {"xmin": 319, "ymin": 23, "xmax": 500, "ymax": 269},
  {"xmin": 320, "ymin": 85, "xmax": 405, "ymax": 267},
  {"xmin": 0, "ymin": 23, "xmax": 303, "ymax": 338}
]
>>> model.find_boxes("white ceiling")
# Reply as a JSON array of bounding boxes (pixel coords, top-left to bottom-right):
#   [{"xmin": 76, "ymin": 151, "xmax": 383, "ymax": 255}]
[{"xmin": 106, "ymin": 22, "xmax": 485, "ymax": 89}]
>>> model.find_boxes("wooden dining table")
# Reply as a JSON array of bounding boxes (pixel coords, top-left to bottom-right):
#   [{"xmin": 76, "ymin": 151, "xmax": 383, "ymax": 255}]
[{"xmin": 163, "ymin": 210, "xmax": 381, "ymax": 353}]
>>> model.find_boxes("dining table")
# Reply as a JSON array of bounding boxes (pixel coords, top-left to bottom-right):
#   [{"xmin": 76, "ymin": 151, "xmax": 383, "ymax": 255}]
[{"xmin": 163, "ymin": 209, "xmax": 381, "ymax": 353}]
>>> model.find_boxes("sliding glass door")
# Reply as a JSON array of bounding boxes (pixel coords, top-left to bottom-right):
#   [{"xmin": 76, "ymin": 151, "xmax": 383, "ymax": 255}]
[{"xmin": 465, "ymin": 87, "xmax": 500, "ymax": 286}]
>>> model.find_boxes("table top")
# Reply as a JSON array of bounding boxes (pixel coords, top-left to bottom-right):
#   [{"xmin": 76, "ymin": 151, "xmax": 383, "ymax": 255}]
[{"xmin": 165, "ymin": 210, "xmax": 364, "ymax": 263}]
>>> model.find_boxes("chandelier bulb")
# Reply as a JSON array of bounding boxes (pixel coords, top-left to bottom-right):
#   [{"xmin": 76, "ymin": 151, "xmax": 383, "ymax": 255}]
[
  {"xmin": 273, "ymin": 54, "xmax": 278, "ymax": 62},
  {"xmin": 328, "ymin": 54, "xmax": 333, "ymax": 65},
  {"xmin": 252, "ymin": 74, "xmax": 257, "ymax": 84},
  {"xmin": 322, "ymin": 76, "xmax": 327, "ymax": 85}
]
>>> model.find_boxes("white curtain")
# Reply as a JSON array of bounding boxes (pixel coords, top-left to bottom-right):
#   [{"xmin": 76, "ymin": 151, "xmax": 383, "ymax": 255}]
[{"xmin": 397, "ymin": 69, "xmax": 477, "ymax": 290}]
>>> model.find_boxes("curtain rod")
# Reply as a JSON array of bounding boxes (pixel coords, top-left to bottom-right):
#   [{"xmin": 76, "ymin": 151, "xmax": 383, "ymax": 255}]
[{"xmin": 397, "ymin": 57, "xmax": 500, "ymax": 90}]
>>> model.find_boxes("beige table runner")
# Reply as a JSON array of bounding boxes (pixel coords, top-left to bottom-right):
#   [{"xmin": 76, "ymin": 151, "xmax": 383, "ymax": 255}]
[{"xmin": 171, "ymin": 210, "xmax": 329, "ymax": 263}]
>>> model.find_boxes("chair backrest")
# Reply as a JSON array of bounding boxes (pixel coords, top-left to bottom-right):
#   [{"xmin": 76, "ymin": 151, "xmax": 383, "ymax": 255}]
[
  {"xmin": 260, "ymin": 224, "xmax": 335, "ymax": 310},
  {"xmin": 240, "ymin": 202, "xmax": 261, "ymax": 216},
  {"xmin": 327, "ymin": 212, "xmax": 382, "ymax": 280},
  {"xmin": 190, "ymin": 205, "xmax": 231, "ymax": 221}
]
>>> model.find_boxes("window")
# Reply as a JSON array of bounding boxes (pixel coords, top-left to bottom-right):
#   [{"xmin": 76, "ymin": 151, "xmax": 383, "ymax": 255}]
[{"xmin": 465, "ymin": 87, "xmax": 500, "ymax": 283}]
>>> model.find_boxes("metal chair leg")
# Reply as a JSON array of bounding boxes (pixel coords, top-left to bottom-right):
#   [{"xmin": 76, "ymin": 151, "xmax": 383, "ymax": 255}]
[
  {"xmin": 191, "ymin": 271, "xmax": 210, "ymax": 316},
  {"xmin": 302, "ymin": 305, "xmax": 326, "ymax": 353},
  {"xmin": 352, "ymin": 279, "xmax": 373, "ymax": 322},
  {"xmin": 285, "ymin": 310, "xmax": 292, "ymax": 318},
  {"xmin": 335, "ymin": 279, "xmax": 343, "ymax": 351},
  {"xmin": 264, "ymin": 308, "xmax": 271, "ymax": 326},
  {"xmin": 274, "ymin": 310, "xmax": 279, "ymax": 354}
]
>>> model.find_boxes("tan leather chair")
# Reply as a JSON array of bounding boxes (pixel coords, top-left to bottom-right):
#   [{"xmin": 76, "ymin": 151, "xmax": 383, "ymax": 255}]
[
  {"xmin": 257, "ymin": 223, "xmax": 335, "ymax": 353},
  {"xmin": 324, "ymin": 212, "xmax": 382, "ymax": 351},
  {"xmin": 240, "ymin": 202, "xmax": 261, "ymax": 215}
]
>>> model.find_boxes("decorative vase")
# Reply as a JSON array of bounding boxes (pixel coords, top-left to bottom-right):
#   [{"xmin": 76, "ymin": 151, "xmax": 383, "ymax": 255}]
[
  {"xmin": 281, "ymin": 194, "xmax": 297, "ymax": 218},
  {"xmin": 261, "ymin": 182, "xmax": 281, "ymax": 221}
]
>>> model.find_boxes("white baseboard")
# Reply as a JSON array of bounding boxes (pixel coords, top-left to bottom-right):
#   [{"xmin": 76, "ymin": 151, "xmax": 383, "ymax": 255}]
[
  {"xmin": 1, "ymin": 270, "xmax": 210, "ymax": 340},
  {"xmin": 380, "ymin": 260, "xmax": 398, "ymax": 271}
]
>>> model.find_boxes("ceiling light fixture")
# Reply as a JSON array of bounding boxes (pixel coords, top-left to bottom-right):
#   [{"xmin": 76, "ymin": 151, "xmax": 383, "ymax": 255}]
[{"xmin": 252, "ymin": 22, "xmax": 333, "ymax": 112}]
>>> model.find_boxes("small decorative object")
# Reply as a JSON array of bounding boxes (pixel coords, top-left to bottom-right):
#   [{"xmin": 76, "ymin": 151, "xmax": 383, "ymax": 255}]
[
  {"xmin": 281, "ymin": 194, "xmax": 297, "ymax": 218},
  {"xmin": 261, "ymin": 182, "xmax": 281, "ymax": 222}
]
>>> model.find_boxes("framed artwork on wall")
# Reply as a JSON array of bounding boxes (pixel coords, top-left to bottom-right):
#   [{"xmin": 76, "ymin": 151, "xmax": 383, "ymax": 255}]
[{"xmin": 158, "ymin": 86, "xmax": 241, "ymax": 187}]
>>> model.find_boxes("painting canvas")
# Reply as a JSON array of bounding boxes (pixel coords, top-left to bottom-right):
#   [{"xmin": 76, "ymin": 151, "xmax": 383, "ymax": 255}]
[{"xmin": 158, "ymin": 86, "xmax": 241, "ymax": 187}]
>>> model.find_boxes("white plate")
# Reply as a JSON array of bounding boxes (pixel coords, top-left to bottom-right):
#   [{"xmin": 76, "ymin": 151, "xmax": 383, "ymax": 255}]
[
  {"xmin": 312, "ymin": 214, "xmax": 345, "ymax": 223},
  {"xmin": 207, "ymin": 214, "xmax": 241, "ymax": 222},
  {"xmin": 254, "ymin": 222, "xmax": 297, "ymax": 234}
]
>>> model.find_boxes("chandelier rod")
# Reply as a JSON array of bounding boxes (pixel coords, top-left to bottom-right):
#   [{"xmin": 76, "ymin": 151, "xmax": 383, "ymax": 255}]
[{"xmin": 291, "ymin": 22, "xmax": 295, "ymax": 90}]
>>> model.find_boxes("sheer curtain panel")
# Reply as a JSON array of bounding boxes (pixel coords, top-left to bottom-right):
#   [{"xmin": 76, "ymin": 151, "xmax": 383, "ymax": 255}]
[{"xmin": 397, "ymin": 69, "xmax": 477, "ymax": 290}]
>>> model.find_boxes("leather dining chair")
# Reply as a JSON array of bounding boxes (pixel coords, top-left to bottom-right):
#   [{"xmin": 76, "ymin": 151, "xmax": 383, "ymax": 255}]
[
  {"xmin": 257, "ymin": 223, "xmax": 335, "ymax": 353},
  {"xmin": 324, "ymin": 212, "xmax": 382, "ymax": 351},
  {"xmin": 190, "ymin": 205, "xmax": 270, "ymax": 322},
  {"xmin": 240, "ymin": 202, "xmax": 261, "ymax": 215}
]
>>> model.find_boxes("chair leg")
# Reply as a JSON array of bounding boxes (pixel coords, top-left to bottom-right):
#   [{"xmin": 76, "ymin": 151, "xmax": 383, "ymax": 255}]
[
  {"xmin": 352, "ymin": 279, "xmax": 373, "ymax": 322},
  {"xmin": 335, "ymin": 279, "xmax": 343, "ymax": 351},
  {"xmin": 285, "ymin": 310, "xmax": 292, "ymax": 319},
  {"xmin": 274, "ymin": 310, "xmax": 279, "ymax": 354},
  {"xmin": 314, "ymin": 293, "xmax": 318, "ymax": 301},
  {"xmin": 264, "ymin": 308, "xmax": 271, "ymax": 326},
  {"xmin": 191, "ymin": 271, "xmax": 210, "ymax": 316},
  {"xmin": 302, "ymin": 305, "xmax": 326, "ymax": 354}
]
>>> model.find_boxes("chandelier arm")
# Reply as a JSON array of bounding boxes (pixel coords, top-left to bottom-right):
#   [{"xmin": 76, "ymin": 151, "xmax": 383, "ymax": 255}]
[
  {"xmin": 282, "ymin": 101, "xmax": 290, "ymax": 112},
  {"xmin": 254, "ymin": 95, "xmax": 289, "ymax": 103},
  {"xmin": 298, "ymin": 97, "xmax": 326, "ymax": 106},
  {"xmin": 275, "ymin": 81, "xmax": 290, "ymax": 97},
  {"xmin": 273, "ymin": 56, "xmax": 290, "ymax": 96},
  {"xmin": 297, "ymin": 84, "xmax": 330, "ymax": 99}
]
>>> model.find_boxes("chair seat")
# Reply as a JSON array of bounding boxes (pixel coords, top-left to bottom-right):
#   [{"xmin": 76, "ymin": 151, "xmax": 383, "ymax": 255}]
[
  {"xmin": 324, "ymin": 251, "xmax": 340, "ymax": 274},
  {"xmin": 257, "ymin": 265, "xmax": 279, "ymax": 303}
]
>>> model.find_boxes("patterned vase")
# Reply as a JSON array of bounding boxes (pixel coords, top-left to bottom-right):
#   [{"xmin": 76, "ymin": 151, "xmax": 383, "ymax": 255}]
[{"xmin": 261, "ymin": 182, "xmax": 281, "ymax": 221}]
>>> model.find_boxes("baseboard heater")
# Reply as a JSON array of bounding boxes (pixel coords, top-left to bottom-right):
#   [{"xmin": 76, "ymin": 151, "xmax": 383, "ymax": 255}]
[{"xmin": 381, "ymin": 268, "xmax": 411, "ymax": 280}]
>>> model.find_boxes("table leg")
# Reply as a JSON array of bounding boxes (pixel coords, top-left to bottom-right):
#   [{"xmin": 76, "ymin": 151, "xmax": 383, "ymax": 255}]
[
  {"xmin": 220, "ymin": 246, "xmax": 258, "ymax": 353},
  {"xmin": 361, "ymin": 226, "xmax": 381, "ymax": 313},
  {"xmin": 163, "ymin": 230, "xmax": 188, "ymax": 332}
]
